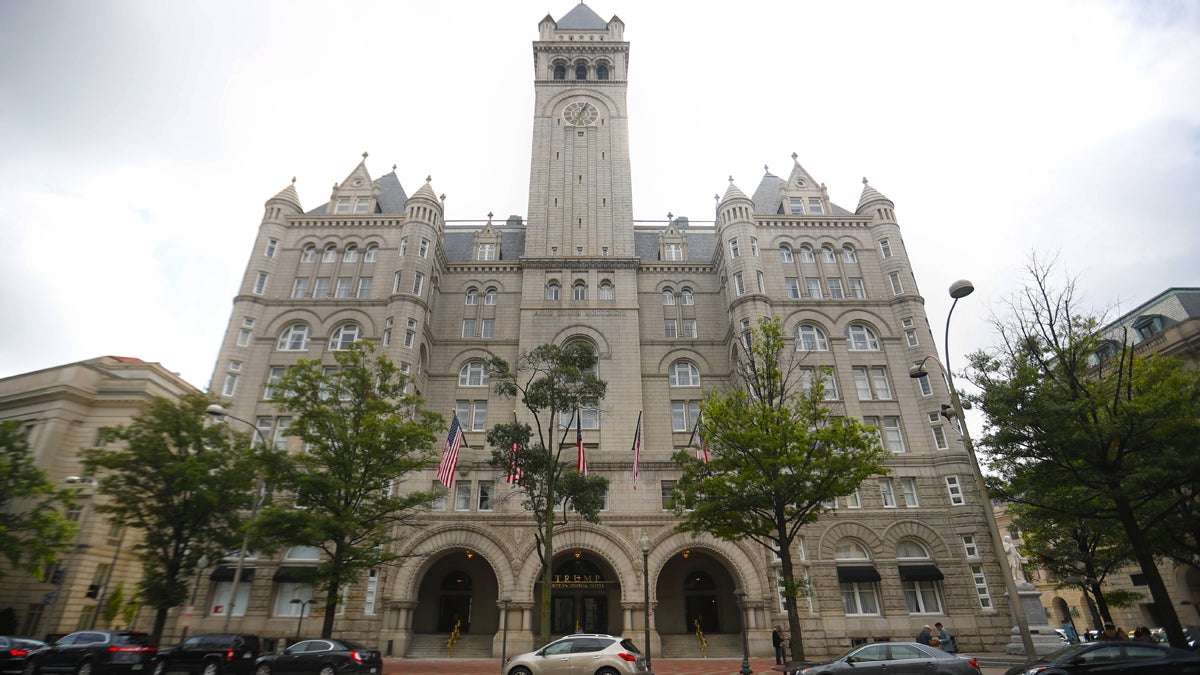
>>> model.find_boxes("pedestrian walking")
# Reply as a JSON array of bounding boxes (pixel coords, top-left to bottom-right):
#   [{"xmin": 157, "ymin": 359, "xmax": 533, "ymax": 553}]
[{"xmin": 934, "ymin": 622, "xmax": 956, "ymax": 653}]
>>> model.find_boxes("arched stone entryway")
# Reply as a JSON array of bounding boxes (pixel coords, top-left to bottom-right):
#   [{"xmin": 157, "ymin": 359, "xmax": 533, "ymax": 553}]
[
  {"xmin": 657, "ymin": 549, "xmax": 741, "ymax": 637},
  {"xmin": 533, "ymin": 551, "xmax": 624, "ymax": 636},
  {"xmin": 412, "ymin": 548, "xmax": 501, "ymax": 635}
]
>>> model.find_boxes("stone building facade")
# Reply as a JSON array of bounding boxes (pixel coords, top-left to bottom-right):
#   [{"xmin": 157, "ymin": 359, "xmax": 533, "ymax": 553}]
[
  {"xmin": 192, "ymin": 3, "xmax": 1016, "ymax": 660},
  {"xmin": 0, "ymin": 356, "xmax": 199, "ymax": 639}
]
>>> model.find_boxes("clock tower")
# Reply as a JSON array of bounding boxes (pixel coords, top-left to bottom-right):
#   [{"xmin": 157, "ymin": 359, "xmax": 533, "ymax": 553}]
[{"xmin": 526, "ymin": 4, "xmax": 633, "ymax": 258}]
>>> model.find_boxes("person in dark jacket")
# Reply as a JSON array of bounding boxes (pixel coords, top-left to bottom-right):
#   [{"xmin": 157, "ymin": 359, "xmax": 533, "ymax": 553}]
[
  {"xmin": 772, "ymin": 626, "xmax": 784, "ymax": 664},
  {"xmin": 917, "ymin": 625, "xmax": 933, "ymax": 645}
]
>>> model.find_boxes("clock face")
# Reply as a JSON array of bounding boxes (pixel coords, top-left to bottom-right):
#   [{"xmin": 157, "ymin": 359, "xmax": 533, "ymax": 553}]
[{"xmin": 562, "ymin": 101, "xmax": 599, "ymax": 126}]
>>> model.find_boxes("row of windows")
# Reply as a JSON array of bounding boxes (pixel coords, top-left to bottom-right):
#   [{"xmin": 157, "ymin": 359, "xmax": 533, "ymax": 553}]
[
  {"xmin": 291, "ymin": 276, "xmax": 373, "ymax": 299},
  {"xmin": 545, "ymin": 280, "xmax": 616, "ymax": 301},
  {"xmin": 464, "ymin": 287, "xmax": 499, "ymax": 304},
  {"xmin": 552, "ymin": 60, "xmax": 611, "ymax": 80},
  {"xmin": 299, "ymin": 243, "xmax": 380, "ymax": 263},
  {"xmin": 733, "ymin": 270, "xmax": 903, "ymax": 299}
]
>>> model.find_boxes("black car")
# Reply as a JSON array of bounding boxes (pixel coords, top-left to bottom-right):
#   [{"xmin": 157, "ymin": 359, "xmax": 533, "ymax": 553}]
[
  {"xmin": 2, "ymin": 637, "xmax": 48, "ymax": 675},
  {"xmin": 1003, "ymin": 641, "xmax": 1200, "ymax": 675},
  {"xmin": 153, "ymin": 635, "xmax": 260, "ymax": 675},
  {"xmin": 22, "ymin": 631, "xmax": 156, "ymax": 675},
  {"xmin": 252, "ymin": 640, "xmax": 379, "ymax": 675}
]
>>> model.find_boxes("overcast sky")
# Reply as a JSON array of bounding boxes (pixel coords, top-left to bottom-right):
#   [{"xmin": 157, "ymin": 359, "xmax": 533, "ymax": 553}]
[{"xmin": 1, "ymin": 0, "xmax": 1197, "ymax": 392}]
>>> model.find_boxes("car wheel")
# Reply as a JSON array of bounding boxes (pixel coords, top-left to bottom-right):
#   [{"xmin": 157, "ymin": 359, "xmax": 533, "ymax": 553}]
[
  {"xmin": 22, "ymin": 660, "xmax": 38, "ymax": 675},
  {"xmin": 202, "ymin": 662, "xmax": 220, "ymax": 675},
  {"xmin": 595, "ymin": 668, "xmax": 619, "ymax": 675},
  {"xmin": 77, "ymin": 661, "xmax": 93, "ymax": 675},
  {"xmin": 154, "ymin": 661, "xmax": 167, "ymax": 675},
  {"xmin": 317, "ymin": 665, "xmax": 335, "ymax": 675},
  {"xmin": 255, "ymin": 665, "xmax": 271, "ymax": 675},
  {"xmin": 508, "ymin": 668, "xmax": 532, "ymax": 675}
]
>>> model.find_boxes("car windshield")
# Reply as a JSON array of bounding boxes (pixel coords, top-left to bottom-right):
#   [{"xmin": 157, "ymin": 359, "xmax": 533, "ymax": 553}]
[
  {"xmin": 618, "ymin": 639, "xmax": 641, "ymax": 654},
  {"xmin": 1037, "ymin": 643, "xmax": 1091, "ymax": 662},
  {"xmin": 115, "ymin": 633, "xmax": 155, "ymax": 646}
]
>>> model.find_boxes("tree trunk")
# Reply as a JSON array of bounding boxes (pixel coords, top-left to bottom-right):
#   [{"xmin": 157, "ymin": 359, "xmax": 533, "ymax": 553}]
[
  {"xmin": 539, "ymin": 505, "xmax": 555, "ymax": 646},
  {"xmin": 321, "ymin": 578, "xmax": 339, "ymax": 638},
  {"xmin": 151, "ymin": 607, "xmax": 168, "ymax": 645},
  {"xmin": 1113, "ymin": 494, "xmax": 1188, "ymax": 648},
  {"xmin": 777, "ymin": 542, "xmax": 805, "ymax": 663}
]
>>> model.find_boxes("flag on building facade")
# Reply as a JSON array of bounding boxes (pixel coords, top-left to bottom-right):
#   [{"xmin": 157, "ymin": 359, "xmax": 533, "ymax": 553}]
[
  {"xmin": 507, "ymin": 441, "xmax": 522, "ymax": 484},
  {"xmin": 437, "ymin": 412, "xmax": 465, "ymax": 488},
  {"xmin": 631, "ymin": 410, "xmax": 643, "ymax": 489},
  {"xmin": 577, "ymin": 408, "xmax": 587, "ymax": 476},
  {"xmin": 688, "ymin": 414, "xmax": 708, "ymax": 463}
]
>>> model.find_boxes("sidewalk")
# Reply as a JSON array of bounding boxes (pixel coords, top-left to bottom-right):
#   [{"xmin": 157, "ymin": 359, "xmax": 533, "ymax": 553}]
[{"xmin": 380, "ymin": 655, "xmax": 1024, "ymax": 675}]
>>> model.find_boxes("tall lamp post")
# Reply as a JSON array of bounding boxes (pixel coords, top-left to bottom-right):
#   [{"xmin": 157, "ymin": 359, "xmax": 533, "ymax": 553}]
[
  {"xmin": 732, "ymin": 588, "xmax": 752, "ymax": 675},
  {"xmin": 290, "ymin": 598, "xmax": 315, "ymax": 642},
  {"xmin": 206, "ymin": 404, "xmax": 268, "ymax": 632},
  {"xmin": 638, "ymin": 533, "xmax": 654, "ymax": 675},
  {"xmin": 500, "ymin": 596, "xmax": 511, "ymax": 674},
  {"xmin": 180, "ymin": 555, "xmax": 210, "ymax": 640},
  {"xmin": 909, "ymin": 279, "xmax": 1037, "ymax": 657}
]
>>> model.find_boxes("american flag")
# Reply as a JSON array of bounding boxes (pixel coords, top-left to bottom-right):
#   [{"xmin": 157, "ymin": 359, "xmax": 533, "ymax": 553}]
[
  {"xmin": 631, "ymin": 411, "xmax": 643, "ymax": 489},
  {"xmin": 506, "ymin": 441, "xmax": 522, "ymax": 484},
  {"xmin": 688, "ymin": 414, "xmax": 709, "ymax": 464},
  {"xmin": 576, "ymin": 409, "xmax": 587, "ymax": 476},
  {"xmin": 436, "ymin": 413, "xmax": 465, "ymax": 488}
]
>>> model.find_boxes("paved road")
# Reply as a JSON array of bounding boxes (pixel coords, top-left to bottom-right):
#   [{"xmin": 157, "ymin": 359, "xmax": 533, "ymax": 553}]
[{"xmin": 380, "ymin": 655, "xmax": 1021, "ymax": 675}]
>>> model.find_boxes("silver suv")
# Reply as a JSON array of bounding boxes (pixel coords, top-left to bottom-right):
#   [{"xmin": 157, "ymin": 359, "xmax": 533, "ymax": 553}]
[{"xmin": 503, "ymin": 635, "xmax": 646, "ymax": 675}]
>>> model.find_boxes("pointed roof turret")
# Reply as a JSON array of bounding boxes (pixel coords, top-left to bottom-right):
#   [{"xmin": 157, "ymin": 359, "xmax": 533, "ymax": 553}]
[
  {"xmin": 558, "ymin": 2, "xmax": 608, "ymax": 29},
  {"xmin": 267, "ymin": 177, "xmax": 302, "ymax": 212},
  {"xmin": 721, "ymin": 176, "xmax": 750, "ymax": 204},
  {"xmin": 411, "ymin": 175, "xmax": 439, "ymax": 202},
  {"xmin": 856, "ymin": 176, "xmax": 893, "ymax": 214}
]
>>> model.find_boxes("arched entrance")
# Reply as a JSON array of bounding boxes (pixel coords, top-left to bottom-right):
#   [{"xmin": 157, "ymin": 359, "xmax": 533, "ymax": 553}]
[
  {"xmin": 438, "ymin": 570, "xmax": 472, "ymax": 632},
  {"xmin": 533, "ymin": 552, "xmax": 623, "ymax": 636},
  {"xmin": 656, "ymin": 549, "xmax": 740, "ymax": 636},
  {"xmin": 412, "ymin": 549, "xmax": 500, "ymax": 635}
]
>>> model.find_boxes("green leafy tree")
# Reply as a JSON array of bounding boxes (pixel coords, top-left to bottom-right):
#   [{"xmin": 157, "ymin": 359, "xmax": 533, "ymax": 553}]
[
  {"xmin": 0, "ymin": 419, "xmax": 77, "ymax": 578},
  {"xmin": 256, "ymin": 342, "xmax": 441, "ymax": 638},
  {"xmin": 672, "ymin": 317, "xmax": 889, "ymax": 662},
  {"xmin": 967, "ymin": 259, "xmax": 1200, "ymax": 648},
  {"xmin": 101, "ymin": 582, "xmax": 126, "ymax": 628},
  {"xmin": 83, "ymin": 394, "xmax": 257, "ymax": 642},
  {"xmin": 483, "ymin": 342, "xmax": 609, "ymax": 645}
]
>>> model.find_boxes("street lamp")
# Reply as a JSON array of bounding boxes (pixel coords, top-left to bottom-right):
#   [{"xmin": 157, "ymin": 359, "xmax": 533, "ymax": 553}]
[
  {"xmin": 909, "ymin": 279, "xmax": 1037, "ymax": 657},
  {"xmin": 732, "ymin": 587, "xmax": 752, "ymax": 675},
  {"xmin": 290, "ymin": 598, "xmax": 315, "ymax": 642},
  {"xmin": 500, "ymin": 596, "xmax": 511, "ymax": 674},
  {"xmin": 206, "ymin": 404, "xmax": 268, "ymax": 632},
  {"xmin": 180, "ymin": 555, "xmax": 210, "ymax": 640},
  {"xmin": 638, "ymin": 533, "xmax": 654, "ymax": 675}
]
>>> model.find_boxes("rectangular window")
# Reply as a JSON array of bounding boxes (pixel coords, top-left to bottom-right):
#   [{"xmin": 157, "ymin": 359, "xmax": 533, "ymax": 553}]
[
  {"xmin": 255, "ymin": 417, "xmax": 272, "ymax": 446},
  {"xmin": 970, "ymin": 564, "xmax": 993, "ymax": 609},
  {"xmin": 661, "ymin": 480, "xmax": 676, "ymax": 511},
  {"xmin": 780, "ymin": 247, "xmax": 794, "ymax": 263},
  {"xmin": 399, "ymin": 238, "xmax": 408, "ymax": 256},
  {"xmin": 916, "ymin": 374, "xmax": 933, "ymax": 396},
  {"xmin": 229, "ymin": 361, "xmax": 242, "ymax": 372},
  {"xmin": 902, "ymin": 579, "xmax": 943, "ymax": 613},
  {"xmin": 478, "ymin": 481, "xmax": 493, "ymax": 511},
  {"xmin": 265, "ymin": 239, "xmax": 278, "ymax": 257},
  {"xmin": 472, "ymin": 401, "xmax": 487, "ymax": 431},
  {"xmin": 363, "ymin": 570, "xmax": 378, "ymax": 615},
  {"xmin": 785, "ymin": 278, "xmax": 801, "ymax": 299},
  {"xmin": 419, "ymin": 238, "xmax": 429, "ymax": 258},
  {"xmin": 729, "ymin": 238, "xmax": 740, "ymax": 258},
  {"xmin": 880, "ymin": 238, "xmax": 893, "ymax": 258},
  {"xmin": 334, "ymin": 197, "xmax": 351, "ymax": 214},
  {"xmin": 273, "ymin": 417, "xmax": 291, "ymax": 450},
  {"xmin": 664, "ymin": 243, "xmax": 683, "ymax": 261},
  {"xmin": 750, "ymin": 237, "xmax": 759, "ymax": 256},
  {"xmin": 805, "ymin": 277, "xmax": 822, "ymax": 299},
  {"xmin": 477, "ymin": 243, "xmax": 496, "ymax": 260},
  {"xmin": 882, "ymin": 417, "xmax": 905, "ymax": 453},
  {"xmin": 356, "ymin": 278, "xmax": 373, "ymax": 298},
  {"xmin": 827, "ymin": 278, "xmax": 844, "ymax": 298},
  {"xmin": 462, "ymin": 320, "xmax": 476, "ymax": 338},
  {"xmin": 871, "ymin": 367, "xmax": 892, "ymax": 399},
  {"xmin": 253, "ymin": 272, "xmax": 268, "ymax": 295},
  {"xmin": 392, "ymin": 272, "xmax": 402, "ymax": 293},
  {"xmin": 962, "ymin": 535, "xmax": 978, "ymax": 557},
  {"xmin": 431, "ymin": 482, "xmax": 447, "ymax": 511},
  {"xmin": 853, "ymin": 368, "xmax": 873, "ymax": 400},
  {"xmin": 213, "ymin": 580, "xmax": 253, "ymax": 617},
  {"xmin": 681, "ymin": 319, "xmax": 697, "ymax": 338},
  {"xmin": 849, "ymin": 278, "xmax": 866, "ymax": 298},
  {"xmin": 480, "ymin": 319, "xmax": 495, "ymax": 339},
  {"xmin": 757, "ymin": 271, "xmax": 766, "ymax": 293},
  {"xmin": 801, "ymin": 367, "xmax": 839, "ymax": 400},
  {"xmin": 846, "ymin": 488, "xmax": 861, "ymax": 508},
  {"xmin": 404, "ymin": 330, "xmax": 415, "ymax": 348},
  {"xmin": 931, "ymin": 425, "xmax": 948, "ymax": 450},
  {"xmin": 901, "ymin": 478, "xmax": 919, "ymax": 507},
  {"xmin": 412, "ymin": 272, "xmax": 424, "ymax": 296},
  {"xmin": 946, "ymin": 475, "xmax": 964, "ymax": 505},
  {"xmin": 222, "ymin": 373, "xmax": 238, "ymax": 397},
  {"xmin": 454, "ymin": 482, "xmax": 472, "ymax": 511},
  {"xmin": 664, "ymin": 320, "xmax": 678, "ymax": 338},
  {"xmin": 841, "ymin": 582, "xmax": 880, "ymax": 615},
  {"xmin": 889, "ymin": 271, "xmax": 904, "ymax": 295},
  {"xmin": 808, "ymin": 197, "xmax": 824, "ymax": 215},
  {"xmin": 335, "ymin": 277, "xmax": 353, "ymax": 298},
  {"xmin": 734, "ymin": 273, "xmax": 745, "ymax": 296},
  {"xmin": 291, "ymin": 278, "xmax": 309, "ymax": 298},
  {"xmin": 314, "ymin": 278, "xmax": 330, "ymax": 299},
  {"xmin": 671, "ymin": 401, "xmax": 700, "ymax": 432},
  {"xmin": 906, "ymin": 329, "xmax": 919, "ymax": 347},
  {"xmin": 354, "ymin": 197, "xmax": 371, "ymax": 214},
  {"xmin": 264, "ymin": 367, "xmax": 285, "ymax": 400},
  {"xmin": 789, "ymin": 198, "xmax": 805, "ymax": 215},
  {"xmin": 237, "ymin": 329, "xmax": 252, "ymax": 347},
  {"xmin": 880, "ymin": 479, "xmax": 896, "ymax": 507}
]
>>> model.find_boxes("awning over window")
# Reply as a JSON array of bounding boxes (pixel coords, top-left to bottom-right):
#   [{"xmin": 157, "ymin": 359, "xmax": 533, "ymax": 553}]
[
  {"xmin": 273, "ymin": 567, "xmax": 317, "ymax": 583},
  {"xmin": 836, "ymin": 566, "xmax": 881, "ymax": 583},
  {"xmin": 209, "ymin": 566, "xmax": 256, "ymax": 582},
  {"xmin": 898, "ymin": 564, "xmax": 944, "ymax": 581}
]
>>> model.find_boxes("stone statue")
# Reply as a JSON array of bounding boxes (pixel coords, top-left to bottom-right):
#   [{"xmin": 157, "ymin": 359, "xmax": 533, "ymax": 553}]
[{"xmin": 1003, "ymin": 534, "xmax": 1028, "ymax": 583}]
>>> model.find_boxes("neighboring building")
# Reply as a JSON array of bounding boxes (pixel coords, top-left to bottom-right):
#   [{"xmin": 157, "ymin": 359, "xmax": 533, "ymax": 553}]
[
  {"xmin": 1004, "ymin": 288, "xmax": 1200, "ymax": 636},
  {"xmin": 0, "ymin": 356, "xmax": 200, "ymax": 639},
  {"xmin": 193, "ymin": 3, "xmax": 1016, "ymax": 659}
]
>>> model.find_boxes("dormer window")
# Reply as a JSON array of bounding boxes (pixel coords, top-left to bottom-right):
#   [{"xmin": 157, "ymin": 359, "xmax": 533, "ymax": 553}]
[
  {"xmin": 353, "ymin": 197, "xmax": 372, "ymax": 214},
  {"xmin": 808, "ymin": 198, "xmax": 824, "ymax": 215},
  {"xmin": 789, "ymin": 198, "xmax": 805, "ymax": 215},
  {"xmin": 334, "ymin": 197, "xmax": 351, "ymax": 214},
  {"xmin": 478, "ymin": 243, "xmax": 496, "ymax": 261},
  {"xmin": 664, "ymin": 243, "xmax": 682, "ymax": 261},
  {"xmin": 1133, "ymin": 315, "xmax": 1167, "ymax": 341}
]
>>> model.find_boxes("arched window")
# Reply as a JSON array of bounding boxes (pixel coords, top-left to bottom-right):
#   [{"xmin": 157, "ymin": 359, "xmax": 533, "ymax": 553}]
[
  {"xmin": 329, "ymin": 323, "xmax": 362, "ymax": 350},
  {"xmin": 465, "ymin": 288, "xmax": 479, "ymax": 305},
  {"xmin": 846, "ymin": 324, "xmax": 880, "ymax": 351},
  {"xmin": 364, "ymin": 244, "xmax": 379, "ymax": 262},
  {"xmin": 799, "ymin": 245, "xmax": 815, "ymax": 263},
  {"xmin": 484, "ymin": 287, "xmax": 498, "ymax": 305},
  {"xmin": 599, "ymin": 281, "xmax": 614, "ymax": 300},
  {"xmin": 300, "ymin": 245, "xmax": 316, "ymax": 263},
  {"xmin": 575, "ymin": 63, "xmax": 587, "ymax": 80},
  {"xmin": 322, "ymin": 245, "xmax": 337, "ymax": 263},
  {"xmin": 897, "ymin": 540, "xmax": 930, "ymax": 560},
  {"xmin": 596, "ymin": 63, "xmax": 609, "ymax": 80},
  {"xmin": 821, "ymin": 245, "xmax": 836, "ymax": 263},
  {"xmin": 343, "ymin": 245, "xmax": 358, "ymax": 262},
  {"xmin": 669, "ymin": 361, "xmax": 700, "ymax": 387},
  {"xmin": 795, "ymin": 324, "xmax": 829, "ymax": 351},
  {"xmin": 458, "ymin": 361, "xmax": 489, "ymax": 387},
  {"xmin": 284, "ymin": 545, "xmax": 320, "ymax": 561},
  {"xmin": 835, "ymin": 539, "xmax": 871, "ymax": 561},
  {"xmin": 553, "ymin": 64, "xmax": 566, "ymax": 80},
  {"xmin": 546, "ymin": 281, "xmax": 561, "ymax": 301},
  {"xmin": 573, "ymin": 281, "xmax": 587, "ymax": 300},
  {"xmin": 277, "ymin": 323, "xmax": 311, "ymax": 351},
  {"xmin": 662, "ymin": 289, "xmax": 675, "ymax": 305},
  {"xmin": 680, "ymin": 288, "xmax": 694, "ymax": 305},
  {"xmin": 780, "ymin": 245, "xmax": 794, "ymax": 263},
  {"xmin": 842, "ymin": 245, "xmax": 857, "ymax": 263}
]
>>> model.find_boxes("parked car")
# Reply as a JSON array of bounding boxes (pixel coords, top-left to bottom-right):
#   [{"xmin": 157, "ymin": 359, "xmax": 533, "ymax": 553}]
[
  {"xmin": 503, "ymin": 634, "xmax": 647, "ymax": 675},
  {"xmin": 153, "ymin": 635, "xmax": 260, "ymax": 675},
  {"xmin": 252, "ymin": 639, "xmax": 379, "ymax": 675},
  {"xmin": 1003, "ymin": 641, "xmax": 1200, "ymax": 675},
  {"xmin": 22, "ymin": 631, "xmax": 156, "ymax": 675},
  {"xmin": 2, "ymin": 637, "xmax": 47, "ymax": 675},
  {"xmin": 789, "ymin": 641, "xmax": 982, "ymax": 675}
]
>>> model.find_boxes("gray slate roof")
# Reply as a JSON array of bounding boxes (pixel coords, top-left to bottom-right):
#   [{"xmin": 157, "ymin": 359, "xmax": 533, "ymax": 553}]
[
  {"xmin": 750, "ymin": 172, "xmax": 853, "ymax": 216},
  {"xmin": 557, "ymin": 3, "xmax": 608, "ymax": 29},
  {"xmin": 306, "ymin": 171, "xmax": 408, "ymax": 215}
]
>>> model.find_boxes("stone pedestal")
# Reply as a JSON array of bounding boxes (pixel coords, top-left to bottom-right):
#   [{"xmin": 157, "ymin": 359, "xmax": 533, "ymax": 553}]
[{"xmin": 1005, "ymin": 581, "xmax": 1067, "ymax": 655}]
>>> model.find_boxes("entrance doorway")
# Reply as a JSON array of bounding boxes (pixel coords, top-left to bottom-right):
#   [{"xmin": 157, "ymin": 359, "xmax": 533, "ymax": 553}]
[
  {"xmin": 539, "ymin": 556, "xmax": 618, "ymax": 635},
  {"xmin": 684, "ymin": 570, "xmax": 719, "ymax": 633},
  {"xmin": 437, "ymin": 570, "xmax": 472, "ymax": 632}
]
